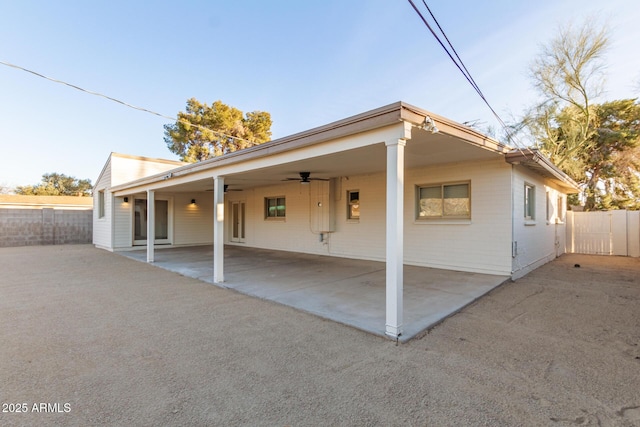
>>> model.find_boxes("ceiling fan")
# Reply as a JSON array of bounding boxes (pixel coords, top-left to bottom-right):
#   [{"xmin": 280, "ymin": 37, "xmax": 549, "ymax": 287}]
[
  {"xmin": 224, "ymin": 185, "xmax": 243, "ymax": 192},
  {"xmin": 283, "ymin": 172, "xmax": 329, "ymax": 184}
]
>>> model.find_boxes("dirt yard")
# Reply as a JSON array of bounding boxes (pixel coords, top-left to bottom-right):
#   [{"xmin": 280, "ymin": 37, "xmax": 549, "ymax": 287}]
[{"xmin": 0, "ymin": 245, "xmax": 638, "ymax": 426}]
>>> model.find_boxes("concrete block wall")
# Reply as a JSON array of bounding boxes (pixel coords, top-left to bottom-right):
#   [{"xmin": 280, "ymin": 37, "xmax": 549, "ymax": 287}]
[{"xmin": 0, "ymin": 208, "xmax": 93, "ymax": 247}]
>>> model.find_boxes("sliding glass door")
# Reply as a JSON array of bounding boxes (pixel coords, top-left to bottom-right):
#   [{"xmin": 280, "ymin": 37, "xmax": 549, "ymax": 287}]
[{"xmin": 133, "ymin": 198, "xmax": 171, "ymax": 245}]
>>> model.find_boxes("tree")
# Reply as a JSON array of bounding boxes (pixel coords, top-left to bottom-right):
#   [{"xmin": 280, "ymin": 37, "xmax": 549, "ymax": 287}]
[
  {"xmin": 582, "ymin": 100, "xmax": 640, "ymax": 210},
  {"xmin": 520, "ymin": 20, "xmax": 640, "ymax": 210},
  {"xmin": 15, "ymin": 173, "xmax": 92, "ymax": 196},
  {"xmin": 525, "ymin": 20, "xmax": 608, "ymax": 168},
  {"xmin": 164, "ymin": 98, "xmax": 272, "ymax": 162}
]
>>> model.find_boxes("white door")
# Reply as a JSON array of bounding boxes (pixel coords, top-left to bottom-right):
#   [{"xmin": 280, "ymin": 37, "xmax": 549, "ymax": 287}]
[
  {"xmin": 133, "ymin": 198, "xmax": 172, "ymax": 245},
  {"xmin": 230, "ymin": 201, "xmax": 246, "ymax": 243}
]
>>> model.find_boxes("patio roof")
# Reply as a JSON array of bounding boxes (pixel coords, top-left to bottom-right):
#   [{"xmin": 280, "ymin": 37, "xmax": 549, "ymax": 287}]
[{"xmin": 111, "ymin": 101, "xmax": 510, "ymax": 196}]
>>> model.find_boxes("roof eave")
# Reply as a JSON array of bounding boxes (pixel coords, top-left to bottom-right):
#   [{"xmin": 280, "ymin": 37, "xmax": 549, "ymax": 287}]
[
  {"xmin": 111, "ymin": 101, "xmax": 514, "ymax": 193},
  {"xmin": 505, "ymin": 150, "xmax": 580, "ymax": 193}
]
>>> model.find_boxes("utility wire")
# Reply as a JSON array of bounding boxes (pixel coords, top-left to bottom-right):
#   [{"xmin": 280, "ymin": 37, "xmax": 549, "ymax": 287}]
[
  {"xmin": 0, "ymin": 60, "xmax": 255, "ymax": 145},
  {"xmin": 406, "ymin": 0, "xmax": 532, "ymax": 154}
]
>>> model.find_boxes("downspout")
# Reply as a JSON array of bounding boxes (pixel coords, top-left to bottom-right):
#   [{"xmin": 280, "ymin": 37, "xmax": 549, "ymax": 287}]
[
  {"xmin": 110, "ymin": 190, "xmax": 115, "ymax": 250},
  {"xmin": 510, "ymin": 164, "xmax": 516, "ymax": 277}
]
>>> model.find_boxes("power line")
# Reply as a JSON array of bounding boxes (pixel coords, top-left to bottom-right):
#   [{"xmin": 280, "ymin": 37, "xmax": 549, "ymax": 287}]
[
  {"xmin": 0, "ymin": 60, "xmax": 255, "ymax": 145},
  {"xmin": 406, "ymin": 0, "xmax": 532, "ymax": 153}
]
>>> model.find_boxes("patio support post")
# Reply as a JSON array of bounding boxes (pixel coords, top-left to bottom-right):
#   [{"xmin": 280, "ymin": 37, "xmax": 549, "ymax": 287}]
[
  {"xmin": 146, "ymin": 189, "xmax": 155, "ymax": 263},
  {"xmin": 385, "ymin": 138, "xmax": 406, "ymax": 338},
  {"xmin": 213, "ymin": 176, "xmax": 225, "ymax": 283}
]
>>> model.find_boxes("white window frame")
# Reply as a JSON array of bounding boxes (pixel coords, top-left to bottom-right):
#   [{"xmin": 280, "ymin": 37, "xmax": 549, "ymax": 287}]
[
  {"xmin": 347, "ymin": 190, "xmax": 360, "ymax": 221},
  {"xmin": 98, "ymin": 190, "xmax": 105, "ymax": 219},
  {"xmin": 416, "ymin": 181, "xmax": 471, "ymax": 220},
  {"xmin": 524, "ymin": 183, "xmax": 536, "ymax": 221},
  {"xmin": 265, "ymin": 196, "xmax": 286, "ymax": 219}
]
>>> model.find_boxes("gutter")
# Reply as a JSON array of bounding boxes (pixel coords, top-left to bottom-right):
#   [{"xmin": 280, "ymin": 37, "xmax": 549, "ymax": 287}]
[{"xmin": 505, "ymin": 149, "xmax": 579, "ymax": 193}]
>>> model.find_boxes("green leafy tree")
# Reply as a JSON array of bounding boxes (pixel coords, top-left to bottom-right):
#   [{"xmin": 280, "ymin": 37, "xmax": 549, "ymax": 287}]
[
  {"xmin": 15, "ymin": 173, "xmax": 92, "ymax": 196},
  {"xmin": 520, "ymin": 20, "xmax": 640, "ymax": 210},
  {"xmin": 582, "ymin": 100, "xmax": 640, "ymax": 210},
  {"xmin": 164, "ymin": 98, "xmax": 272, "ymax": 162}
]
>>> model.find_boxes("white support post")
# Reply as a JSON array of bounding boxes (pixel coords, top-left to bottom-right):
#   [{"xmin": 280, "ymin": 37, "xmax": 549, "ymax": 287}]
[
  {"xmin": 385, "ymin": 138, "xmax": 406, "ymax": 338},
  {"xmin": 146, "ymin": 190, "xmax": 155, "ymax": 263},
  {"xmin": 213, "ymin": 176, "xmax": 225, "ymax": 283}
]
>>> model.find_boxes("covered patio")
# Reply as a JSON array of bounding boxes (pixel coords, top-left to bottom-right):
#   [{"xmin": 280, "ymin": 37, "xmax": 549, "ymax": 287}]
[{"xmin": 120, "ymin": 245, "xmax": 508, "ymax": 341}]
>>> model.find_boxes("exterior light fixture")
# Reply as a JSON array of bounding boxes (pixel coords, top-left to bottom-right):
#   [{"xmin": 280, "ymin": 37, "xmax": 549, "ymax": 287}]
[
  {"xmin": 191, "ymin": 199, "xmax": 196, "ymax": 205},
  {"xmin": 124, "ymin": 197, "xmax": 129, "ymax": 203},
  {"xmin": 421, "ymin": 116, "xmax": 439, "ymax": 134}
]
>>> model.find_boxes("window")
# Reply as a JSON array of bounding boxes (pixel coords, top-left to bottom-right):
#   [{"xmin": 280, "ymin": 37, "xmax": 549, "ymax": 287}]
[
  {"xmin": 524, "ymin": 184, "xmax": 535, "ymax": 220},
  {"xmin": 347, "ymin": 190, "xmax": 359, "ymax": 220},
  {"xmin": 98, "ymin": 190, "xmax": 105, "ymax": 218},
  {"xmin": 417, "ymin": 182, "xmax": 470, "ymax": 219},
  {"xmin": 265, "ymin": 197, "xmax": 286, "ymax": 218}
]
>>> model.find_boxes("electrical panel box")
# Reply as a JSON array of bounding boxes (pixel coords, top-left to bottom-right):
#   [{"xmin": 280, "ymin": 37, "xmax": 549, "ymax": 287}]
[{"xmin": 310, "ymin": 179, "xmax": 335, "ymax": 233}]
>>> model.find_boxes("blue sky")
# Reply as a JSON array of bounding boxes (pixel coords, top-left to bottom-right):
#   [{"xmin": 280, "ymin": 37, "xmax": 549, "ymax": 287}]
[{"xmin": 1, "ymin": 0, "xmax": 639, "ymax": 189}]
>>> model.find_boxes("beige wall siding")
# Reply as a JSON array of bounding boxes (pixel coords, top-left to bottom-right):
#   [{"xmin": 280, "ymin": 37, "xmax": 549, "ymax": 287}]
[
  {"xmin": 330, "ymin": 173, "xmax": 386, "ymax": 260},
  {"xmin": 107, "ymin": 156, "xmax": 567, "ymax": 277},
  {"xmin": 225, "ymin": 158, "xmax": 514, "ymax": 275},
  {"xmin": 229, "ymin": 182, "xmax": 331, "ymax": 254},
  {"xmin": 511, "ymin": 166, "xmax": 568, "ymax": 278},
  {"xmin": 403, "ymin": 159, "xmax": 512, "ymax": 275},
  {"xmin": 92, "ymin": 160, "xmax": 112, "ymax": 249},
  {"xmin": 96, "ymin": 154, "xmax": 185, "ymax": 249},
  {"xmin": 110, "ymin": 156, "xmax": 181, "ymax": 187},
  {"xmin": 113, "ymin": 196, "xmax": 133, "ymax": 249},
  {"xmin": 173, "ymin": 192, "xmax": 214, "ymax": 246}
]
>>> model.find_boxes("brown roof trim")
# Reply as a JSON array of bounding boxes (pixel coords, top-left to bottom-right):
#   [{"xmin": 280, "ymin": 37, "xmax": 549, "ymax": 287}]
[
  {"xmin": 112, "ymin": 102, "xmax": 408, "ymax": 191},
  {"xmin": 111, "ymin": 102, "xmax": 514, "ymax": 192},
  {"xmin": 505, "ymin": 149, "xmax": 579, "ymax": 192}
]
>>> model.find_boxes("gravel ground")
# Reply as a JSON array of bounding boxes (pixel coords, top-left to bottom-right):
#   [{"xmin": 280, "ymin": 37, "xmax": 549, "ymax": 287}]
[{"xmin": 0, "ymin": 245, "xmax": 639, "ymax": 426}]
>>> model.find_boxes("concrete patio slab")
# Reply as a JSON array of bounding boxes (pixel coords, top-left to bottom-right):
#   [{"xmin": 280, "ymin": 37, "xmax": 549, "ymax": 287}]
[{"xmin": 119, "ymin": 245, "xmax": 509, "ymax": 341}]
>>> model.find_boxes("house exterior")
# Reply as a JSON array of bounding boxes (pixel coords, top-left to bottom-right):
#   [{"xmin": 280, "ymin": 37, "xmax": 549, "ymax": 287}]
[{"xmin": 93, "ymin": 102, "xmax": 578, "ymax": 338}]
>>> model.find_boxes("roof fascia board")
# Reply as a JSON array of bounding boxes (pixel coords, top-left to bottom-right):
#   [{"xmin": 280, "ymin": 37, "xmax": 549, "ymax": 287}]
[
  {"xmin": 400, "ymin": 102, "xmax": 509, "ymax": 154},
  {"xmin": 111, "ymin": 101, "xmax": 513, "ymax": 195},
  {"xmin": 112, "ymin": 123, "xmax": 410, "ymax": 195},
  {"xmin": 93, "ymin": 152, "xmax": 114, "ymax": 190},
  {"xmin": 506, "ymin": 150, "xmax": 579, "ymax": 192}
]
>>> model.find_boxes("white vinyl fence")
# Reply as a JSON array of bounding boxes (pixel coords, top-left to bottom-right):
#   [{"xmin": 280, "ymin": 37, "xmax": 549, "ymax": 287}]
[{"xmin": 566, "ymin": 210, "xmax": 640, "ymax": 257}]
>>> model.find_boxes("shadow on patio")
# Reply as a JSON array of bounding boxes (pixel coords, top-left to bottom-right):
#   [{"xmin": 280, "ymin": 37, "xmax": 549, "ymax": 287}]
[{"xmin": 119, "ymin": 245, "xmax": 509, "ymax": 341}]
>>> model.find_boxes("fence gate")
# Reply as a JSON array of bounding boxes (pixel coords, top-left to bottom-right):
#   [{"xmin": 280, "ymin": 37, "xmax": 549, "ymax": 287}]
[{"xmin": 566, "ymin": 210, "xmax": 640, "ymax": 257}]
